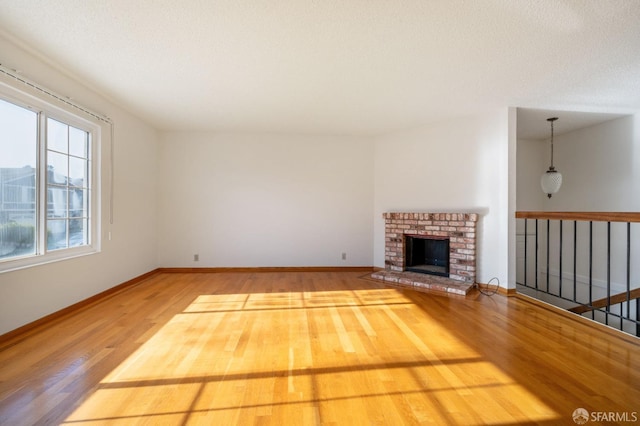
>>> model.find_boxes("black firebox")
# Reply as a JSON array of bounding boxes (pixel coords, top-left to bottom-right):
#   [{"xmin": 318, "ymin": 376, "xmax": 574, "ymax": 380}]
[{"xmin": 404, "ymin": 235, "xmax": 450, "ymax": 277}]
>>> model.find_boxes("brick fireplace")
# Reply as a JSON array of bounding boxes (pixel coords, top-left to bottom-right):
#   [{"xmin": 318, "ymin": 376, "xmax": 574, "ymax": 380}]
[{"xmin": 372, "ymin": 212, "xmax": 479, "ymax": 295}]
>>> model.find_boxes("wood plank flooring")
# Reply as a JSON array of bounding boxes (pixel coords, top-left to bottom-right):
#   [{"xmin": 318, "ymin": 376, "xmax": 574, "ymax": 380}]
[{"xmin": 0, "ymin": 271, "xmax": 639, "ymax": 425}]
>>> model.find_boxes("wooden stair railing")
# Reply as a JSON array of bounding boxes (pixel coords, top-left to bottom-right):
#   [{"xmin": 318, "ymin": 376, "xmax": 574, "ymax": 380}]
[
  {"xmin": 516, "ymin": 211, "xmax": 640, "ymax": 337},
  {"xmin": 515, "ymin": 211, "xmax": 640, "ymax": 222},
  {"xmin": 569, "ymin": 288, "xmax": 640, "ymax": 314}
]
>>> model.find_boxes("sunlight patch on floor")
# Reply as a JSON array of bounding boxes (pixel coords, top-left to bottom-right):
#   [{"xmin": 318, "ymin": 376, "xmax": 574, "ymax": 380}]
[{"xmin": 63, "ymin": 288, "xmax": 559, "ymax": 425}]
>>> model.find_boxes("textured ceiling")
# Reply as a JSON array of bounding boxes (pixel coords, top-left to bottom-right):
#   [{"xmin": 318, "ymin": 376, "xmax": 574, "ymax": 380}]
[{"xmin": 0, "ymin": 0, "xmax": 639, "ymax": 136}]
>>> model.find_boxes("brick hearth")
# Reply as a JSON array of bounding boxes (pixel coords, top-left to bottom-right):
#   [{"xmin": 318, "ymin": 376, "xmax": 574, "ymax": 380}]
[{"xmin": 372, "ymin": 212, "xmax": 479, "ymax": 295}]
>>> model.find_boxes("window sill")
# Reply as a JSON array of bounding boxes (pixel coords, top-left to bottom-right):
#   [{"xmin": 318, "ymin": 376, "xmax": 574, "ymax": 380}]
[{"xmin": 0, "ymin": 246, "xmax": 100, "ymax": 274}]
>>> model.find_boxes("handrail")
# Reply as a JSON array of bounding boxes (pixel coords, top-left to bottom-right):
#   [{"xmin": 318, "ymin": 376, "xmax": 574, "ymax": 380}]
[
  {"xmin": 516, "ymin": 211, "xmax": 640, "ymax": 223},
  {"xmin": 569, "ymin": 288, "xmax": 640, "ymax": 315}
]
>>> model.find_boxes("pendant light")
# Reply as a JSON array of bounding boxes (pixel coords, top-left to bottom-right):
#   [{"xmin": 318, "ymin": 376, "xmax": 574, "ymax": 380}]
[{"xmin": 540, "ymin": 117, "xmax": 562, "ymax": 198}]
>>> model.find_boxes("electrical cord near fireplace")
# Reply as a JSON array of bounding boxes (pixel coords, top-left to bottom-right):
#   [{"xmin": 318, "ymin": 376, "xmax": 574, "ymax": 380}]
[{"xmin": 477, "ymin": 277, "xmax": 500, "ymax": 296}]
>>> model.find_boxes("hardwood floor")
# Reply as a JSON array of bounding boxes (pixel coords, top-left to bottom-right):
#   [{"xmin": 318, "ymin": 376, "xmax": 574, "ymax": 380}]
[{"xmin": 1, "ymin": 271, "xmax": 638, "ymax": 425}]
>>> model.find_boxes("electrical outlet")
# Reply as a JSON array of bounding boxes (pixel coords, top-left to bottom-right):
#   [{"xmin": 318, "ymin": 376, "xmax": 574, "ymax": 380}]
[
  {"xmin": 341, "ymin": 252, "xmax": 347, "ymax": 261},
  {"xmin": 194, "ymin": 254, "xmax": 199, "ymax": 262}
]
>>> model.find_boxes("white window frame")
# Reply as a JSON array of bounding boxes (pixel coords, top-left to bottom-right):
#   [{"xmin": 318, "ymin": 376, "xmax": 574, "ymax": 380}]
[{"xmin": 0, "ymin": 81, "xmax": 101, "ymax": 273}]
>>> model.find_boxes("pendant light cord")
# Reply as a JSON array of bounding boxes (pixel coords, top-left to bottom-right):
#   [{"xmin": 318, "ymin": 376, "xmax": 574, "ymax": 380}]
[
  {"xmin": 550, "ymin": 119, "xmax": 555, "ymax": 168},
  {"xmin": 547, "ymin": 117, "xmax": 558, "ymax": 170}
]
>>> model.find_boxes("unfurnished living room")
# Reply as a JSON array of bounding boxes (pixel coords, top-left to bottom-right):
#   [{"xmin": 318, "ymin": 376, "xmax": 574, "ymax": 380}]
[{"xmin": 1, "ymin": 1, "xmax": 639, "ymax": 425}]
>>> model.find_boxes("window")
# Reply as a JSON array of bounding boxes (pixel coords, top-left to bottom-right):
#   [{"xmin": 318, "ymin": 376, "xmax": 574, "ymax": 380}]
[
  {"xmin": 46, "ymin": 118, "xmax": 91, "ymax": 251},
  {"xmin": 0, "ymin": 90, "xmax": 99, "ymax": 272}
]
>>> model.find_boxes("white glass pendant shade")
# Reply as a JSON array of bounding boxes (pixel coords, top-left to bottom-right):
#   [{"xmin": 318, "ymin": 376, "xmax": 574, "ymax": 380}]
[{"xmin": 541, "ymin": 168, "xmax": 562, "ymax": 198}]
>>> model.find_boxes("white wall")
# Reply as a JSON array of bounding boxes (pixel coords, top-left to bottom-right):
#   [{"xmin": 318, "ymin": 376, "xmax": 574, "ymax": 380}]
[
  {"xmin": 0, "ymin": 35, "xmax": 159, "ymax": 335},
  {"xmin": 158, "ymin": 132, "xmax": 373, "ymax": 267},
  {"xmin": 516, "ymin": 138, "xmax": 547, "ymax": 211},
  {"xmin": 549, "ymin": 115, "xmax": 640, "ymax": 211},
  {"xmin": 373, "ymin": 109, "xmax": 511, "ymax": 286}
]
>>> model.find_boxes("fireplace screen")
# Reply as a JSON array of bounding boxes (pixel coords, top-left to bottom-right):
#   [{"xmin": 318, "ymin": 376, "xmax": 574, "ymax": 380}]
[{"xmin": 404, "ymin": 235, "xmax": 450, "ymax": 277}]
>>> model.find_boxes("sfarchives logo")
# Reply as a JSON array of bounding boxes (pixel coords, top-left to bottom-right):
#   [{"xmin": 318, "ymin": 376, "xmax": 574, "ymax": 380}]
[
  {"xmin": 573, "ymin": 407, "xmax": 638, "ymax": 424},
  {"xmin": 573, "ymin": 408, "xmax": 589, "ymax": 424}
]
